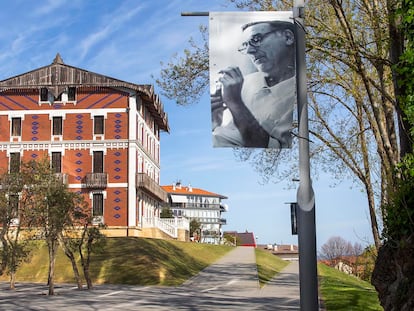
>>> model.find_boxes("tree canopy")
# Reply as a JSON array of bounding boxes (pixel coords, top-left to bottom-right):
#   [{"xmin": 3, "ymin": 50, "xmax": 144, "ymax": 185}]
[{"xmin": 156, "ymin": 0, "xmax": 412, "ymax": 251}]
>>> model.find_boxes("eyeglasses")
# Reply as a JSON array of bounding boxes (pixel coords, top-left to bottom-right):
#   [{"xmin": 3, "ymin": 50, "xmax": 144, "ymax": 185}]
[{"xmin": 238, "ymin": 30, "xmax": 276, "ymax": 54}]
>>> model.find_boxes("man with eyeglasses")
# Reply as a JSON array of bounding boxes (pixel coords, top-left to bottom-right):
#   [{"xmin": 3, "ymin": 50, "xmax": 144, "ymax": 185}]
[{"xmin": 212, "ymin": 20, "xmax": 295, "ymax": 148}]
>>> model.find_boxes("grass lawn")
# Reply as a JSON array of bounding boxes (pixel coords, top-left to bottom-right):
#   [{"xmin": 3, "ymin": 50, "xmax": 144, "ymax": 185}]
[
  {"xmin": 318, "ymin": 263, "xmax": 383, "ymax": 310},
  {"xmin": 255, "ymin": 248, "xmax": 289, "ymax": 287},
  {"xmin": 0, "ymin": 238, "xmax": 233, "ymax": 286}
]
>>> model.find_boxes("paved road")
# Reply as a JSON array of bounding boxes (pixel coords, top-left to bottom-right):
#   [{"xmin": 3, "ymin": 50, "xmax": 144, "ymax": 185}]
[{"xmin": 0, "ymin": 247, "xmax": 300, "ymax": 310}]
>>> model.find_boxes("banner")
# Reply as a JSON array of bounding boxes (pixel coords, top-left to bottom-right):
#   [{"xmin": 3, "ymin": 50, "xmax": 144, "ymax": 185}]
[{"xmin": 210, "ymin": 11, "xmax": 295, "ymax": 148}]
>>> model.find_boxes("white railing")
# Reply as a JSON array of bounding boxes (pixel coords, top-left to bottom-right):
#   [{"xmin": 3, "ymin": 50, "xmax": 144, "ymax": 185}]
[{"xmin": 141, "ymin": 217, "xmax": 189, "ymax": 238}]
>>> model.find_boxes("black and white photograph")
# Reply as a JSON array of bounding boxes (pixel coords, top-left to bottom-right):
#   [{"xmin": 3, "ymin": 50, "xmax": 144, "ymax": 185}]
[{"xmin": 210, "ymin": 11, "xmax": 296, "ymax": 148}]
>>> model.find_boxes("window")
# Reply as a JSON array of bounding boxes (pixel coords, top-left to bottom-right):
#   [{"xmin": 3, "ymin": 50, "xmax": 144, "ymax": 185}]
[
  {"xmin": 10, "ymin": 152, "xmax": 20, "ymax": 173},
  {"xmin": 93, "ymin": 151, "xmax": 104, "ymax": 173},
  {"xmin": 40, "ymin": 88, "xmax": 49, "ymax": 101},
  {"xmin": 51, "ymin": 152, "xmax": 62, "ymax": 173},
  {"xmin": 11, "ymin": 117, "xmax": 21, "ymax": 136},
  {"xmin": 92, "ymin": 193, "xmax": 104, "ymax": 216},
  {"xmin": 52, "ymin": 117, "xmax": 63, "ymax": 135},
  {"xmin": 9, "ymin": 194, "xmax": 19, "ymax": 218},
  {"xmin": 68, "ymin": 87, "xmax": 76, "ymax": 101},
  {"xmin": 94, "ymin": 116, "xmax": 104, "ymax": 135}
]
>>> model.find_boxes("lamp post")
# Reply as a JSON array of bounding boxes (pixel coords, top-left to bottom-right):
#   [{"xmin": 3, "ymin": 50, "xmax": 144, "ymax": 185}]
[{"xmin": 294, "ymin": 1, "xmax": 319, "ymax": 310}]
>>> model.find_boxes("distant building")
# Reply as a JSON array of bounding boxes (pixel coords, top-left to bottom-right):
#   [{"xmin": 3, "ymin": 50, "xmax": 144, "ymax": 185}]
[
  {"xmin": 224, "ymin": 231, "xmax": 257, "ymax": 247},
  {"xmin": 0, "ymin": 54, "xmax": 188, "ymax": 241},
  {"xmin": 161, "ymin": 182, "xmax": 228, "ymax": 244},
  {"xmin": 259, "ymin": 244, "xmax": 299, "ymax": 261}
]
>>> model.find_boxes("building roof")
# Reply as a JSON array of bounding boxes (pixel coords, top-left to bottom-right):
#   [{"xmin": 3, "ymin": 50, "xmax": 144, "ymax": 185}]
[
  {"xmin": 161, "ymin": 183, "xmax": 227, "ymax": 199},
  {"xmin": 0, "ymin": 53, "xmax": 169, "ymax": 131},
  {"xmin": 225, "ymin": 231, "xmax": 257, "ymax": 247}
]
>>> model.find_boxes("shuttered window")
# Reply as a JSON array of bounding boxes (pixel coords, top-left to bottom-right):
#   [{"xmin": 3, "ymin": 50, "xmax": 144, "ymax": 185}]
[
  {"xmin": 94, "ymin": 116, "xmax": 104, "ymax": 135},
  {"xmin": 11, "ymin": 118, "xmax": 21, "ymax": 136},
  {"xmin": 52, "ymin": 117, "xmax": 63, "ymax": 135},
  {"xmin": 10, "ymin": 153, "xmax": 20, "ymax": 173},
  {"xmin": 68, "ymin": 87, "xmax": 76, "ymax": 101},
  {"xmin": 92, "ymin": 193, "xmax": 104, "ymax": 216},
  {"xmin": 51, "ymin": 152, "xmax": 62, "ymax": 173},
  {"xmin": 40, "ymin": 88, "xmax": 48, "ymax": 101},
  {"xmin": 93, "ymin": 151, "xmax": 104, "ymax": 173},
  {"xmin": 9, "ymin": 194, "xmax": 19, "ymax": 218}
]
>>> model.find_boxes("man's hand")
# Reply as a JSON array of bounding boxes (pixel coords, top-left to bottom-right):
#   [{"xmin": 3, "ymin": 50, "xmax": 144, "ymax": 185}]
[{"xmin": 218, "ymin": 67, "xmax": 270, "ymax": 147}]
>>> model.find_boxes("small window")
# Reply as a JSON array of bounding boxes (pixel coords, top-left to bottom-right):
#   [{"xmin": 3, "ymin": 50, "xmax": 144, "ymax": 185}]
[
  {"xmin": 52, "ymin": 117, "xmax": 63, "ymax": 135},
  {"xmin": 92, "ymin": 193, "xmax": 104, "ymax": 216},
  {"xmin": 93, "ymin": 151, "xmax": 104, "ymax": 173},
  {"xmin": 10, "ymin": 152, "xmax": 20, "ymax": 173},
  {"xmin": 51, "ymin": 152, "xmax": 62, "ymax": 173},
  {"xmin": 94, "ymin": 116, "xmax": 104, "ymax": 135},
  {"xmin": 11, "ymin": 117, "xmax": 21, "ymax": 136},
  {"xmin": 68, "ymin": 87, "xmax": 76, "ymax": 101},
  {"xmin": 40, "ymin": 88, "xmax": 49, "ymax": 101},
  {"xmin": 9, "ymin": 194, "xmax": 19, "ymax": 218}
]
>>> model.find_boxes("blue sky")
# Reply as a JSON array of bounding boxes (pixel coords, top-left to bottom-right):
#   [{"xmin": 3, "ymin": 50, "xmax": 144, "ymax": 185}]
[{"xmin": 0, "ymin": 0, "xmax": 374, "ymax": 247}]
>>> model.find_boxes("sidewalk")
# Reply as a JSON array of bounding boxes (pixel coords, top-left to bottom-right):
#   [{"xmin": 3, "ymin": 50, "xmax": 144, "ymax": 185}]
[
  {"xmin": 182, "ymin": 246, "xmax": 259, "ymax": 294},
  {"xmin": 259, "ymin": 260, "xmax": 300, "ymax": 309},
  {"xmin": 182, "ymin": 246, "xmax": 300, "ymax": 309}
]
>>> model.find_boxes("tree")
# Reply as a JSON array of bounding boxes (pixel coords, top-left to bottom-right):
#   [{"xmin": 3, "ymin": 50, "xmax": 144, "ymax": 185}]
[
  {"xmin": 58, "ymin": 234, "xmax": 83, "ymax": 290},
  {"xmin": 319, "ymin": 236, "xmax": 353, "ymax": 262},
  {"xmin": 157, "ymin": 0, "xmax": 411, "ymax": 251},
  {"xmin": 160, "ymin": 207, "xmax": 174, "ymax": 218},
  {"xmin": 78, "ymin": 223, "xmax": 106, "ymax": 290},
  {"xmin": 24, "ymin": 159, "xmax": 88, "ymax": 295},
  {"xmin": 157, "ymin": 1, "xmax": 413, "ymax": 307},
  {"xmin": 189, "ymin": 219, "xmax": 201, "ymax": 241},
  {"xmin": 0, "ymin": 169, "xmax": 36, "ymax": 289},
  {"xmin": 370, "ymin": 1, "xmax": 414, "ymax": 309}
]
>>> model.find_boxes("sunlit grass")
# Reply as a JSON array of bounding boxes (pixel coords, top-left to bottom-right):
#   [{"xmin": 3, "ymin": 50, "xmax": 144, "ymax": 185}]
[
  {"xmin": 255, "ymin": 248, "xmax": 289, "ymax": 287},
  {"xmin": 318, "ymin": 263, "xmax": 382, "ymax": 310},
  {"xmin": 0, "ymin": 238, "xmax": 232, "ymax": 286}
]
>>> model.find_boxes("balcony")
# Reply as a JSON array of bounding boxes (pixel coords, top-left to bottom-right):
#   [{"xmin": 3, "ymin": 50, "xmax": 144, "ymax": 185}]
[
  {"xmin": 84, "ymin": 173, "xmax": 108, "ymax": 189},
  {"xmin": 54, "ymin": 173, "xmax": 68, "ymax": 185},
  {"xmin": 136, "ymin": 173, "xmax": 168, "ymax": 202}
]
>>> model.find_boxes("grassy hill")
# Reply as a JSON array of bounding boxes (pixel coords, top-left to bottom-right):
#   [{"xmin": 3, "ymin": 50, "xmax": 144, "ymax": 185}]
[
  {"xmin": 0, "ymin": 238, "xmax": 233, "ymax": 286},
  {"xmin": 318, "ymin": 263, "xmax": 382, "ymax": 310},
  {"xmin": 1, "ymin": 237, "xmax": 383, "ymax": 311}
]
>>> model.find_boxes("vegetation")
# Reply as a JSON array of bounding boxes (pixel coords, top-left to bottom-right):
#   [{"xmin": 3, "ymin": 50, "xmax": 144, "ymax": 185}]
[
  {"xmin": 189, "ymin": 219, "xmax": 201, "ymax": 241},
  {"xmin": 157, "ymin": 0, "xmax": 414, "ymax": 308},
  {"xmin": 319, "ymin": 263, "xmax": 382, "ymax": 311},
  {"xmin": 0, "ymin": 158, "xmax": 94, "ymax": 295},
  {"xmin": 0, "ymin": 238, "xmax": 233, "ymax": 286},
  {"xmin": 255, "ymin": 248, "xmax": 288, "ymax": 287},
  {"xmin": 160, "ymin": 207, "xmax": 174, "ymax": 218}
]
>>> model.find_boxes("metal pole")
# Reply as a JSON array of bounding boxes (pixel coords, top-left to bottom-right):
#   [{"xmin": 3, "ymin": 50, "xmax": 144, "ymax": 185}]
[{"xmin": 294, "ymin": 1, "xmax": 319, "ymax": 310}]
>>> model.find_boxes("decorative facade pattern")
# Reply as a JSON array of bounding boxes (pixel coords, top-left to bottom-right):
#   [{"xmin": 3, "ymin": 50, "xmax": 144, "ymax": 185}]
[{"xmin": 0, "ymin": 54, "xmax": 182, "ymax": 239}]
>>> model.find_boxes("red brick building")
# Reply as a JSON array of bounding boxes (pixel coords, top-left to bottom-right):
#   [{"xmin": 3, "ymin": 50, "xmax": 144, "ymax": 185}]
[{"xmin": 0, "ymin": 54, "xmax": 188, "ymax": 240}]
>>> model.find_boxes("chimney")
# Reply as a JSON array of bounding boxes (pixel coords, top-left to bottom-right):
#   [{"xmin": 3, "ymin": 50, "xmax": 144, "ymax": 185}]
[{"xmin": 188, "ymin": 184, "xmax": 192, "ymax": 192}]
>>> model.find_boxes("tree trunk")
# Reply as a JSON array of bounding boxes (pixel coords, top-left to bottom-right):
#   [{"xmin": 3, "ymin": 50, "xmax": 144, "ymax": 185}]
[
  {"xmin": 58, "ymin": 238, "xmax": 83, "ymax": 290},
  {"xmin": 372, "ymin": 234, "xmax": 414, "ymax": 310},
  {"xmin": 10, "ymin": 271, "xmax": 16, "ymax": 290},
  {"xmin": 84, "ymin": 237, "xmax": 93, "ymax": 290},
  {"xmin": 48, "ymin": 242, "xmax": 57, "ymax": 295}
]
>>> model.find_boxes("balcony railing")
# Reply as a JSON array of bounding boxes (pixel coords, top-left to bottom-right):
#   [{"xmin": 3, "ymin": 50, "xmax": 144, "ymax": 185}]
[
  {"xmin": 141, "ymin": 217, "xmax": 189, "ymax": 238},
  {"xmin": 136, "ymin": 173, "xmax": 168, "ymax": 202},
  {"xmin": 85, "ymin": 173, "xmax": 108, "ymax": 189},
  {"xmin": 54, "ymin": 173, "xmax": 68, "ymax": 185}
]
